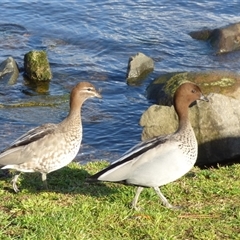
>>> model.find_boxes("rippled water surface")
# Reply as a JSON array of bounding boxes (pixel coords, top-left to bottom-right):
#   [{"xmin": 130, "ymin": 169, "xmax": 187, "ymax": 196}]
[{"xmin": 1, "ymin": 0, "xmax": 240, "ymax": 163}]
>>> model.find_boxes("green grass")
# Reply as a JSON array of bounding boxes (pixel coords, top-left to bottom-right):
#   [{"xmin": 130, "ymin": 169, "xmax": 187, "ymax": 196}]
[{"xmin": 0, "ymin": 161, "xmax": 239, "ymax": 240}]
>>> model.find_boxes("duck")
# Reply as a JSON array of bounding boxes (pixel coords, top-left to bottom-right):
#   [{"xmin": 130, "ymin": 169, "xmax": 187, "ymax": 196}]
[
  {"xmin": 0, "ymin": 81, "xmax": 102, "ymax": 192},
  {"xmin": 87, "ymin": 82, "xmax": 208, "ymax": 209}
]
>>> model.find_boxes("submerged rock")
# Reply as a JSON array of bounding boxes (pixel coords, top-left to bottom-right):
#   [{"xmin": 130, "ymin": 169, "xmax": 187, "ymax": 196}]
[
  {"xmin": 140, "ymin": 93, "xmax": 240, "ymax": 166},
  {"xmin": 126, "ymin": 52, "xmax": 154, "ymax": 85},
  {"xmin": 190, "ymin": 22, "xmax": 240, "ymax": 54},
  {"xmin": 0, "ymin": 23, "xmax": 27, "ymax": 35},
  {"xmin": 189, "ymin": 28, "xmax": 212, "ymax": 41},
  {"xmin": 0, "ymin": 23, "xmax": 29, "ymax": 51},
  {"xmin": 24, "ymin": 50, "xmax": 52, "ymax": 82},
  {"xmin": 0, "ymin": 56, "xmax": 19, "ymax": 85}
]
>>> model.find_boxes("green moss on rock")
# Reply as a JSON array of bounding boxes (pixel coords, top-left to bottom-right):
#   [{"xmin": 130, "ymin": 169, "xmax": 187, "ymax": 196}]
[
  {"xmin": 24, "ymin": 50, "xmax": 52, "ymax": 82},
  {"xmin": 164, "ymin": 72, "xmax": 191, "ymax": 96},
  {"xmin": 147, "ymin": 71, "xmax": 240, "ymax": 104}
]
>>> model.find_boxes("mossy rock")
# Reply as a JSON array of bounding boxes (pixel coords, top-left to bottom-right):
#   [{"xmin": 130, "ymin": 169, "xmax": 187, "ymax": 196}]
[
  {"xmin": 147, "ymin": 71, "xmax": 240, "ymax": 105},
  {"xmin": 24, "ymin": 50, "xmax": 52, "ymax": 82}
]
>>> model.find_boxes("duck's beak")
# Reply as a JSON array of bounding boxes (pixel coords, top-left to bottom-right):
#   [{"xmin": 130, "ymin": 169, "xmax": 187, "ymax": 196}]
[
  {"xmin": 95, "ymin": 88, "xmax": 102, "ymax": 99},
  {"xmin": 200, "ymin": 94, "xmax": 209, "ymax": 102}
]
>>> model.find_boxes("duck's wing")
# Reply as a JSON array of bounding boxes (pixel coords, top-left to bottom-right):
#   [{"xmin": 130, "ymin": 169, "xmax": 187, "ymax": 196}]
[
  {"xmin": 112, "ymin": 134, "xmax": 171, "ymax": 164},
  {"xmin": 88, "ymin": 134, "xmax": 171, "ymax": 182},
  {"xmin": 1, "ymin": 123, "xmax": 57, "ymax": 152}
]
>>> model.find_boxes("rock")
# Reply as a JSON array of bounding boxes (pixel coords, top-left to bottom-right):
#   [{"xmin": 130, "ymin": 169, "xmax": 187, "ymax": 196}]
[
  {"xmin": 0, "ymin": 23, "xmax": 29, "ymax": 51},
  {"xmin": 190, "ymin": 22, "xmax": 240, "ymax": 54},
  {"xmin": 126, "ymin": 52, "xmax": 154, "ymax": 85},
  {"xmin": 209, "ymin": 22, "xmax": 240, "ymax": 54},
  {"xmin": 24, "ymin": 50, "xmax": 52, "ymax": 82},
  {"xmin": 147, "ymin": 71, "xmax": 240, "ymax": 105},
  {"xmin": 140, "ymin": 93, "xmax": 240, "ymax": 166},
  {"xmin": 0, "ymin": 56, "xmax": 19, "ymax": 85},
  {"xmin": 189, "ymin": 28, "xmax": 212, "ymax": 41},
  {"xmin": 140, "ymin": 104, "xmax": 178, "ymax": 139},
  {"xmin": 0, "ymin": 23, "xmax": 27, "ymax": 35}
]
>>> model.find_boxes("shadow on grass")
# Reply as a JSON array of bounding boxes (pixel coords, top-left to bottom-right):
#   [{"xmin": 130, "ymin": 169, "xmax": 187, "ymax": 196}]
[{"xmin": 0, "ymin": 166, "xmax": 117, "ymax": 198}]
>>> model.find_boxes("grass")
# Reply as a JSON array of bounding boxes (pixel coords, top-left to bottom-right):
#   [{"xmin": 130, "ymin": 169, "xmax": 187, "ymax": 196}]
[{"xmin": 0, "ymin": 161, "xmax": 239, "ymax": 240}]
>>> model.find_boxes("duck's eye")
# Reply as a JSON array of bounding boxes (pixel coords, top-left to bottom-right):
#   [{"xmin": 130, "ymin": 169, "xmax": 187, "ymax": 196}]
[
  {"xmin": 191, "ymin": 89, "xmax": 196, "ymax": 93},
  {"xmin": 87, "ymin": 88, "xmax": 92, "ymax": 91}
]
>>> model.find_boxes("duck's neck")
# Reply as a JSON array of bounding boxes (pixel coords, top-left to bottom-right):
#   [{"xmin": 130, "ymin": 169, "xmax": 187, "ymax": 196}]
[
  {"xmin": 61, "ymin": 97, "xmax": 83, "ymax": 128},
  {"xmin": 68, "ymin": 105, "xmax": 82, "ymax": 118},
  {"xmin": 68, "ymin": 94, "xmax": 84, "ymax": 118},
  {"xmin": 59, "ymin": 102, "xmax": 82, "ymax": 132},
  {"xmin": 174, "ymin": 102, "xmax": 191, "ymax": 132}
]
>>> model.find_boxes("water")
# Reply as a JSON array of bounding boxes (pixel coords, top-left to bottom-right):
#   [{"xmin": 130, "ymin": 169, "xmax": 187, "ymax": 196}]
[{"xmin": 0, "ymin": 0, "xmax": 240, "ymax": 163}]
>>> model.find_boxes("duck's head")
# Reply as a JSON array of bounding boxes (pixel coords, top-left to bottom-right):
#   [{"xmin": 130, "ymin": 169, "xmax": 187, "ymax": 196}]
[
  {"xmin": 173, "ymin": 82, "xmax": 208, "ymax": 107},
  {"xmin": 69, "ymin": 82, "xmax": 102, "ymax": 112}
]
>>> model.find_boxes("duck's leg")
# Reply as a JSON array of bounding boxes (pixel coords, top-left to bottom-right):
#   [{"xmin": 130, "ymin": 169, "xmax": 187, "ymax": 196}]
[
  {"xmin": 41, "ymin": 173, "xmax": 48, "ymax": 190},
  {"xmin": 131, "ymin": 186, "xmax": 144, "ymax": 210},
  {"xmin": 12, "ymin": 173, "xmax": 21, "ymax": 193},
  {"xmin": 153, "ymin": 186, "xmax": 176, "ymax": 209}
]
